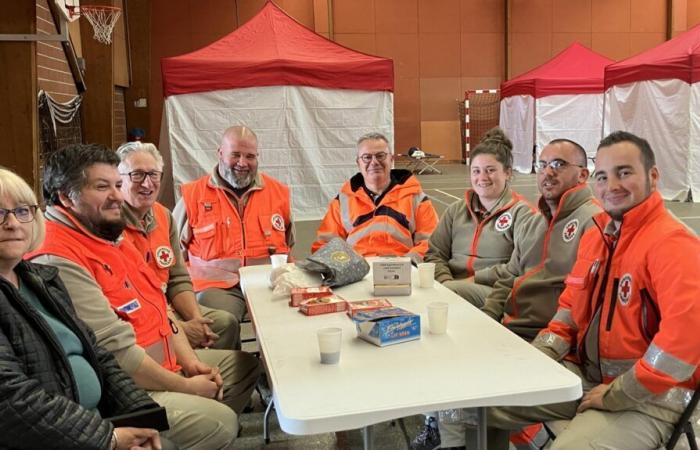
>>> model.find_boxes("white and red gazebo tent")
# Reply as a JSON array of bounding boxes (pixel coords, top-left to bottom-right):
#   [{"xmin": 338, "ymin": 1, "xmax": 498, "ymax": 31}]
[
  {"xmin": 500, "ymin": 43, "xmax": 614, "ymax": 173},
  {"xmin": 160, "ymin": 2, "xmax": 394, "ymax": 220},
  {"xmin": 605, "ymin": 24, "xmax": 700, "ymax": 201}
]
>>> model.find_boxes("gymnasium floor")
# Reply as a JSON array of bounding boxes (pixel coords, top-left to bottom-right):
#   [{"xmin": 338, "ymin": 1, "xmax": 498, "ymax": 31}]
[{"xmin": 236, "ymin": 162, "xmax": 700, "ymax": 449}]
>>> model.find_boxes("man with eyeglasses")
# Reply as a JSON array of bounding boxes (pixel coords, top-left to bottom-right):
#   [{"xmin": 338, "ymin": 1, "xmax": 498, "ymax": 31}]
[
  {"xmin": 312, "ymin": 132, "xmax": 438, "ymax": 262},
  {"xmin": 29, "ymin": 143, "xmax": 261, "ymax": 450},
  {"xmin": 474, "ymin": 131, "xmax": 700, "ymax": 450},
  {"xmin": 173, "ymin": 125, "xmax": 294, "ymax": 348},
  {"xmin": 116, "ymin": 141, "xmax": 239, "ymax": 352},
  {"xmin": 435, "ymin": 138, "xmax": 602, "ymax": 450}
]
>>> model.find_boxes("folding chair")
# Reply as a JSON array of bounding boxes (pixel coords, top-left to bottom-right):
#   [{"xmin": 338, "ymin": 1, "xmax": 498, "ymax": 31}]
[{"xmin": 666, "ymin": 386, "xmax": 700, "ymax": 450}]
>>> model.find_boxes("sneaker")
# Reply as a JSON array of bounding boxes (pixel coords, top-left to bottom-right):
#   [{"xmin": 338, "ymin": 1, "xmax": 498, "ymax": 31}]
[
  {"xmin": 409, "ymin": 417, "xmax": 441, "ymax": 450},
  {"xmin": 255, "ymin": 374, "xmax": 273, "ymax": 407}
]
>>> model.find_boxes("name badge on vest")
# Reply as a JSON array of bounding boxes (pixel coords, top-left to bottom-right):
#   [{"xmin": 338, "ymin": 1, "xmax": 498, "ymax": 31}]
[
  {"xmin": 204, "ymin": 202, "xmax": 212, "ymax": 212},
  {"xmin": 117, "ymin": 299, "xmax": 141, "ymax": 314}
]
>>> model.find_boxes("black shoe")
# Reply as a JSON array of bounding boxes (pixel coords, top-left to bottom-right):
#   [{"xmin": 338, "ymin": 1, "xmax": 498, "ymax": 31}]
[
  {"xmin": 255, "ymin": 374, "xmax": 272, "ymax": 407},
  {"xmin": 409, "ymin": 417, "xmax": 441, "ymax": 450}
]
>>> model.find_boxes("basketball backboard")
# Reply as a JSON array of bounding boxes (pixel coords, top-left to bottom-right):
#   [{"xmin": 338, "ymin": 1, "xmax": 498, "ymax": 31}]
[{"xmin": 54, "ymin": 0, "xmax": 81, "ymax": 22}]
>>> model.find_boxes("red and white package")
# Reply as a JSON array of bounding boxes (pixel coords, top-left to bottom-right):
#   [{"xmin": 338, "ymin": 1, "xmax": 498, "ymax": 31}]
[
  {"xmin": 299, "ymin": 295, "xmax": 347, "ymax": 316},
  {"xmin": 289, "ymin": 286, "xmax": 333, "ymax": 307},
  {"xmin": 346, "ymin": 298, "xmax": 393, "ymax": 318}
]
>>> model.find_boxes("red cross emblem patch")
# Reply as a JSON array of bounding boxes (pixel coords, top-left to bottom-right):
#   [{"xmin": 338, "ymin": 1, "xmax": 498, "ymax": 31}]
[
  {"xmin": 155, "ymin": 246, "xmax": 174, "ymax": 268},
  {"xmin": 494, "ymin": 212, "xmax": 513, "ymax": 232},
  {"xmin": 618, "ymin": 273, "xmax": 633, "ymax": 306},
  {"xmin": 562, "ymin": 219, "xmax": 579, "ymax": 243},
  {"xmin": 271, "ymin": 213, "xmax": 285, "ymax": 232}
]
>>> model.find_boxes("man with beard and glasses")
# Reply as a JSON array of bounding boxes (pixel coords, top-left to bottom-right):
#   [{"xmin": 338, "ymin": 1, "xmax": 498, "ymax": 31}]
[
  {"xmin": 472, "ymin": 131, "xmax": 700, "ymax": 450},
  {"xmin": 173, "ymin": 126, "xmax": 294, "ymax": 347},
  {"xmin": 30, "ymin": 144, "xmax": 261, "ymax": 450},
  {"xmin": 434, "ymin": 138, "xmax": 602, "ymax": 450},
  {"xmin": 312, "ymin": 132, "xmax": 438, "ymax": 263}
]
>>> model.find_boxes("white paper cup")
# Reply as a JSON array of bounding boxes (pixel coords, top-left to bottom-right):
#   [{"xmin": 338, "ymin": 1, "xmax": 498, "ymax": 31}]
[
  {"xmin": 417, "ymin": 262, "xmax": 436, "ymax": 288},
  {"xmin": 270, "ymin": 254, "xmax": 288, "ymax": 269},
  {"xmin": 317, "ymin": 327, "xmax": 342, "ymax": 364},
  {"xmin": 427, "ymin": 301, "xmax": 448, "ymax": 334}
]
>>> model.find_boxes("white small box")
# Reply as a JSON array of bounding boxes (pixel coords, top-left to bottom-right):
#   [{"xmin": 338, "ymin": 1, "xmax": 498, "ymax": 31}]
[{"xmin": 372, "ymin": 257, "xmax": 412, "ymax": 296}]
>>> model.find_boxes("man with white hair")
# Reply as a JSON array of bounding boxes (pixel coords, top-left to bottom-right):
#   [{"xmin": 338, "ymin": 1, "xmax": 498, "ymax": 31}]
[
  {"xmin": 116, "ymin": 141, "xmax": 238, "ymax": 351},
  {"xmin": 173, "ymin": 126, "xmax": 294, "ymax": 349}
]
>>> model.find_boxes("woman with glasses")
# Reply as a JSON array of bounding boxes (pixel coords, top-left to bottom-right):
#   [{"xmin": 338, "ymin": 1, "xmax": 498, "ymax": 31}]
[
  {"xmin": 0, "ymin": 167, "xmax": 163, "ymax": 450},
  {"xmin": 424, "ymin": 128, "xmax": 536, "ymax": 307}
]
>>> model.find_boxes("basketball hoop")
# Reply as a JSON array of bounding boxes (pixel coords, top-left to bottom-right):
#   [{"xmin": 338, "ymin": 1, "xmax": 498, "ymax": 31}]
[{"xmin": 80, "ymin": 5, "xmax": 121, "ymax": 45}]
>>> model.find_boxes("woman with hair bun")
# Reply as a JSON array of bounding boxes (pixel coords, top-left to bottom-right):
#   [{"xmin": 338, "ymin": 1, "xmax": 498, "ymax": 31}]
[{"xmin": 424, "ymin": 127, "xmax": 536, "ymax": 307}]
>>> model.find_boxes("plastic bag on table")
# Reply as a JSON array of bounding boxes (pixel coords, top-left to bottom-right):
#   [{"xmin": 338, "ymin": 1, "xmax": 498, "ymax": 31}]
[{"xmin": 270, "ymin": 264, "xmax": 323, "ymax": 300}]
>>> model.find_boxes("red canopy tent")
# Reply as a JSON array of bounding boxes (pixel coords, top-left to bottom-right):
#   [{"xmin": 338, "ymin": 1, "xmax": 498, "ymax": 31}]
[
  {"xmin": 160, "ymin": 1, "xmax": 395, "ymax": 220},
  {"xmin": 161, "ymin": 2, "xmax": 393, "ymax": 97},
  {"xmin": 605, "ymin": 23, "xmax": 700, "ymax": 201},
  {"xmin": 499, "ymin": 43, "xmax": 614, "ymax": 172}
]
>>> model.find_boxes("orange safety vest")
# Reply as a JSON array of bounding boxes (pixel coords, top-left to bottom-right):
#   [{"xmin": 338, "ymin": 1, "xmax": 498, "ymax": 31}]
[
  {"xmin": 181, "ymin": 173, "xmax": 291, "ymax": 291},
  {"xmin": 123, "ymin": 202, "xmax": 174, "ymax": 286},
  {"xmin": 29, "ymin": 214, "xmax": 179, "ymax": 372}
]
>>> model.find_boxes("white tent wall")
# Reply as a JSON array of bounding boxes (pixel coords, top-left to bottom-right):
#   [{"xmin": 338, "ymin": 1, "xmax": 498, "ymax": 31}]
[
  {"xmin": 535, "ymin": 94, "xmax": 603, "ymax": 170},
  {"xmin": 500, "ymin": 95, "xmax": 535, "ymax": 173},
  {"xmin": 161, "ymin": 85, "xmax": 394, "ymax": 220},
  {"xmin": 606, "ymin": 79, "xmax": 692, "ymax": 201},
  {"xmin": 689, "ymin": 83, "xmax": 700, "ymax": 201}
]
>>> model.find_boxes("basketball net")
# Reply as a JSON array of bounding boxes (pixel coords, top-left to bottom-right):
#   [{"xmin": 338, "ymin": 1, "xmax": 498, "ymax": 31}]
[{"xmin": 80, "ymin": 5, "xmax": 121, "ymax": 45}]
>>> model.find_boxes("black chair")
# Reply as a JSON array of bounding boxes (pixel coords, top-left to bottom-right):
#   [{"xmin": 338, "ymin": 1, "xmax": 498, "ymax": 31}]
[{"xmin": 666, "ymin": 387, "xmax": 700, "ymax": 450}]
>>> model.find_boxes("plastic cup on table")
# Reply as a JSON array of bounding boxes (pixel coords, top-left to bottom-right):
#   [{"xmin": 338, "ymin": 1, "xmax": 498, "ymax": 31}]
[
  {"xmin": 317, "ymin": 327, "xmax": 342, "ymax": 364},
  {"xmin": 427, "ymin": 301, "xmax": 448, "ymax": 334},
  {"xmin": 270, "ymin": 254, "xmax": 288, "ymax": 269},
  {"xmin": 417, "ymin": 262, "xmax": 436, "ymax": 288}
]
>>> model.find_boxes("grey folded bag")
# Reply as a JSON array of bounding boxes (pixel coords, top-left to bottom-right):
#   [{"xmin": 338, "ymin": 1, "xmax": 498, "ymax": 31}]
[{"xmin": 296, "ymin": 238, "xmax": 370, "ymax": 287}]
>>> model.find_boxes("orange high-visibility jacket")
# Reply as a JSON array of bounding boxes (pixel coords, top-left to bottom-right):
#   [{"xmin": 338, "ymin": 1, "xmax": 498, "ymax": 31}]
[
  {"xmin": 29, "ymin": 212, "xmax": 178, "ymax": 372},
  {"xmin": 123, "ymin": 202, "xmax": 173, "ymax": 286},
  {"xmin": 534, "ymin": 191, "xmax": 700, "ymax": 419},
  {"xmin": 312, "ymin": 170, "xmax": 438, "ymax": 262},
  {"xmin": 181, "ymin": 172, "xmax": 291, "ymax": 291}
]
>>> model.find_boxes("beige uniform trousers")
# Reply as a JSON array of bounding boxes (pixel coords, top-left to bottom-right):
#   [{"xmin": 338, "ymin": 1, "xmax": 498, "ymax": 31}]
[
  {"xmin": 442, "ymin": 279, "xmax": 493, "ymax": 308},
  {"xmin": 441, "ymin": 361, "xmax": 675, "ymax": 450},
  {"xmin": 197, "ymin": 285, "xmax": 248, "ymax": 350},
  {"xmin": 149, "ymin": 348, "xmax": 260, "ymax": 450}
]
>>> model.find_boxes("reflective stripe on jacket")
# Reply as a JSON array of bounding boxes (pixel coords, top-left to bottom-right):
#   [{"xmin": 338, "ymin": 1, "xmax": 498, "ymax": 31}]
[
  {"xmin": 28, "ymin": 210, "xmax": 178, "ymax": 372},
  {"xmin": 312, "ymin": 169, "xmax": 438, "ymax": 262},
  {"xmin": 123, "ymin": 202, "xmax": 173, "ymax": 286},
  {"xmin": 534, "ymin": 191, "xmax": 700, "ymax": 421},
  {"xmin": 181, "ymin": 172, "xmax": 291, "ymax": 291}
]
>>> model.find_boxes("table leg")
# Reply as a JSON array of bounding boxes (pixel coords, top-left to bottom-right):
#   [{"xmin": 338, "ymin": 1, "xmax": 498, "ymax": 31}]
[
  {"xmin": 476, "ymin": 407, "xmax": 487, "ymax": 450},
  {"xmin": 362, "ymin": 425, "xmax": 374, "ymax": 450},
  {"xmin": 263, "ymin": 398, "xmax": 274, "ymax": 444}
]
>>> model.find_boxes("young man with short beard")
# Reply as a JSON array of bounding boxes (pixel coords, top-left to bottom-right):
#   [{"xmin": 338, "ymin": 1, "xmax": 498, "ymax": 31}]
[{"xmin": 30, "ymin": 144, "xmax": 260, "ymax": 450}]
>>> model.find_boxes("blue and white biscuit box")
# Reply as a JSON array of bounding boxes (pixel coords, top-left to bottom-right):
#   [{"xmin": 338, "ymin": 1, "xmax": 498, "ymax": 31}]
[{"xmin": 352, "ymin": 307, "xmax": 421, "ymax": 346}]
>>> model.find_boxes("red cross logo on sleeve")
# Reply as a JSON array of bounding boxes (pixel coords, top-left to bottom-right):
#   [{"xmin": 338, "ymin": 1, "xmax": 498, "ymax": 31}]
[
  {"xmin": 562, "ymin": 219, "xmax": 579, "ymax": 242},
  {"xmin": 618, "ymin": 274, "xmax": 633, "ymax": 306},
  {"xmin": 494, "ymin": 212, "xmax": 513, "ymax": 232}
]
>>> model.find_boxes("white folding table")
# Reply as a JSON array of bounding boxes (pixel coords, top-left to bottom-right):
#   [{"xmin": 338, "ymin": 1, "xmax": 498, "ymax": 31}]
[{"xmin": 240, "ymin": 263, "xmax": 581, "ymax": 450}]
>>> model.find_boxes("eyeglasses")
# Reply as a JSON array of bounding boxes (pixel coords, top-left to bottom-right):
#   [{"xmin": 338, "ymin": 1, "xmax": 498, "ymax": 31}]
[
  {"xmin": 120, "ymin": 170, "xmax": 163, "ymax": 183},
  {"xmin": 358, "ymin": 152, "xmax": 389, "ymax": 163},
  {"xmin": 534, "ymin": 159, "xmax": 585, "ymax": 173},
  {"xmin": 0, "ymin": 205, "xmax": 39, "ymax": 225}
]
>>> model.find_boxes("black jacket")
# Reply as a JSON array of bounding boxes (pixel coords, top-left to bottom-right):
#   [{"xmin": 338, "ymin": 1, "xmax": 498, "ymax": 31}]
[{"xmin": 0, "ymin": 261, "xmax": 157, "ymax": 450}]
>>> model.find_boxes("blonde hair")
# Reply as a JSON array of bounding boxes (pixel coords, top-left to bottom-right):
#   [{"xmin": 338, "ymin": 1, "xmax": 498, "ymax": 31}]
[{"xmin": 0, "ymin": 167, "xmax": 45, "ymax": 251}]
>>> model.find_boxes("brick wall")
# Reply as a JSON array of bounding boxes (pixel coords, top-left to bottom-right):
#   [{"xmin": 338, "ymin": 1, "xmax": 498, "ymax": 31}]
[
  {"xmin": 113, "ymin": 86, "xmax": 126, "ymax": 149},
  {"xmin": 36, "ymin": 0, "xmax": 78, "ymax": 102}
]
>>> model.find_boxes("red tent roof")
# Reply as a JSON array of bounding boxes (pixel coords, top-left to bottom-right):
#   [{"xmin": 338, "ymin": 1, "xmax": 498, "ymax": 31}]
[
  {"xmin": 605, "ymin": 23, "xmax": 700, "ymax": 89},
  {"xmin": 501, "ymin": 43, "xmax": 614, "ymax": 99},
  {"xmin": 161, "ymin": 2, "xmax": 394, "ymax": 97}
]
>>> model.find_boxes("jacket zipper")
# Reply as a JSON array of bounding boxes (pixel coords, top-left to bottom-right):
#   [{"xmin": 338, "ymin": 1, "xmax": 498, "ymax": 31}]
[{"xmin": 605, "ymin": 278, "xmax": 620, "ymax": 331}]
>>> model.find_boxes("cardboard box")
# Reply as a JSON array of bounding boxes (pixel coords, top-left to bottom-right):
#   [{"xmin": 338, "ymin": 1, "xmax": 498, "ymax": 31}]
[
  {"xmin": 299, "ymin": 295, "xmax": 347, "ymax": 316},
  {"xmin": 346, "ymin": 298, "xmax": 393, "ymax": 318},
  {"xmin": 289, "ymin": 286, "xmax": 333, "ymax": 307},
  {"xmin": 352, "ymin": 307, "xmax": 421, "ymax": 346},
  {"xmin": 372, "ymin": 258, "xmax": 412, "ymax": 296}
]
